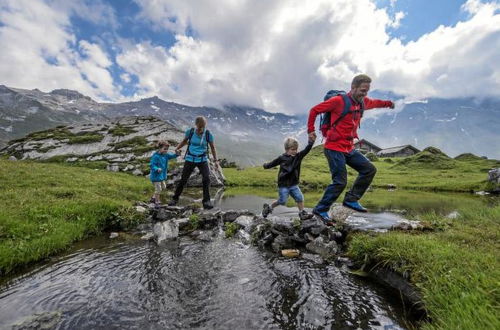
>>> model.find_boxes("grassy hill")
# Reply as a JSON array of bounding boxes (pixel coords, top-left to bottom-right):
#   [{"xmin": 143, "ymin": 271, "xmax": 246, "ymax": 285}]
[{"xmin": 224, "ymin": 145, "xmax": 500, "ymax": 192}]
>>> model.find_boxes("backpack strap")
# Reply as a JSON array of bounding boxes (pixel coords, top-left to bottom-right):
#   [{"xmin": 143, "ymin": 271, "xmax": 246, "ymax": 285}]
[
  {"xmin": 185, "ymin": 127, "xmax": 210, "ymax": 161},
  {"xmin": 331, "ymin": 93, "xmax": 352, "ymax": 128}
]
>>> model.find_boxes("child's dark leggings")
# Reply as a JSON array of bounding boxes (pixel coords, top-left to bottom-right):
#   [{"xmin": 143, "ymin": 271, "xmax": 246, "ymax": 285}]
[{"xmin": 173, "ymin": 161, "xmax": 211, "ymax": 203}]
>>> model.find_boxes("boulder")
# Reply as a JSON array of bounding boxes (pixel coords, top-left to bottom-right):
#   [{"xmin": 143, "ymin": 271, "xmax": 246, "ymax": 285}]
[
  {"xmin": 169, "ymin": 160, "xmax": 225, "ymax": 187},
  {"xmin": 329, "ymin": 204, "xmax": 355, "ymax": 222},
  {"xmin": 152, "ymin": 208, "xmax": 179, "ymax": 222},
  {"xmin": 488, "ymin": 168, "xmax": 500, "ymax": 184},
  {"xmin": 106, "ymin": 163, "xmax": 120, "ymax": 172},
  {"xmin": 8, "ymin": 155, "xmax": 17, "ymax": 161},
  {"xmin": 153, "ymin": 220, "xmax": 179, "ymax": 243},
  {"xmin": 235, "ymin": 215, "xmax": 254, "ymax": 232},
  {"xmin": 305, "ymin": 236, "xmax": 338, "ymax": 259},
  {"xmin": 271, "ymin": 235, "xmax": 295, "ymax": 253},
  {"xmin": 132, "ymin": 169, "xmax": 143, "ymax": 176}
]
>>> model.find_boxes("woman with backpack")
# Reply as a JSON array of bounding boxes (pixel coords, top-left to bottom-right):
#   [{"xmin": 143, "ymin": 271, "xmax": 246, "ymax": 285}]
[{"xmin": 169, "ymin": 116, "xmax": 219, "ymax": 209}]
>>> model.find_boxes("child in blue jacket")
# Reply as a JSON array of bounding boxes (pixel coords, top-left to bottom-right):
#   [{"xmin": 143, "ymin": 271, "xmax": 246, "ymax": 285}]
[{"xmin": 149, "ymin": 141, "xmax": 179, "ymax": 204}]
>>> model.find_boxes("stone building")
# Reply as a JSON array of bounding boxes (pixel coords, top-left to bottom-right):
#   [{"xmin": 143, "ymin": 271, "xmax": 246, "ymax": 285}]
[
  {"xmin": 377, "ymin": 145, "xmax": 420, "ymax": 158},
  {"xmin": 354, "ymin": 139, "xmax": 382, "ymax": 154}
]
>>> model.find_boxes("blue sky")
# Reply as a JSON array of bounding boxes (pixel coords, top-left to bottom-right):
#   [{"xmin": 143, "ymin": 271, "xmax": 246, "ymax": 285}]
[{"xmin": 0, "ymin": 0, "xmax": 499, "ymax": 113}]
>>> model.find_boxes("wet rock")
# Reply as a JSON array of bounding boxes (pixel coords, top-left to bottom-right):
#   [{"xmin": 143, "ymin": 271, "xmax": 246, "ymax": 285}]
[
  {"xmin": 271, "ymin": 235, "xmax": 295, "ymax": 253},
  {"xmin": 198, "ymin": 210, "xmax": 220, "ymax": 229},
  {"xmin": 237, "ymin": 229, "xmax": 251, "ymax": 244},
  {"xmin": 300, "ymin": 218, "xmax": 327, "ymax": 236},
  {"xmin": 305, "ymin": 236, "xmax": 338, "ymax": 259},
  {"xmin": 326, "ymin": 228, "xmax": 343, "ymax": 242},
  {"xmin": 153, "ymin": 220, "xmax": 179, "ymax": 243},
  {"xmin": 12, "ymin": 311, "xmax": 61, "ymax": 330},
  {"xmin": 141, "ymin": 232, "xmax": 154, "ymax": 240},
  {"xmin": 190, "ymin": 230, "xmax": 214, "ymax": 242},
  {"xmin": 221, "ymin": 209, "xmax": 252, "ymax": 222},
  {"xmin": 302, "ymin": 253, "xmax": 324, "ymax": 264},
  {"xmin": 152, "ymin": 208, "xmax": 179, "ymax": 222},
  {"xmin": 391, "ymin": 220, "xmax": 423, "ymax": 231},
  {"xmin": 235, "ymin": 215, "xmax": 254, "ymax": 232},
  {"xmin": 135, "ymin": 222, "xmax": 152, "ymax": 233},
  {"xmin": 174, "ymin": 218, "xmax": 190, "ymax": 231},
  {"xmin": 258, "ymin": 233, "xmax": 274, "ymax": 249},
  {"xmin": 268, "ymin": 216, "xmax": 294, "ymax": 234},
  {"xmin": 109, "ymin": 232, "xmax": 119, "ymax": 239},
  {"xmin": 329, "ymin": 204, "xmax": 355, "ymax": 222}
]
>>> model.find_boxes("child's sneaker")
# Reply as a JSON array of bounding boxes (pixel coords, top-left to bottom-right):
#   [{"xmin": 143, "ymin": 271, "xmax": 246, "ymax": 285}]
[
  {"xmin": 262, "ymin": 203, "xmax": 272, "ymax": 218},
  {"xmin": 298, "ymin": 210, "xmax": 313, "ymax": 220}
]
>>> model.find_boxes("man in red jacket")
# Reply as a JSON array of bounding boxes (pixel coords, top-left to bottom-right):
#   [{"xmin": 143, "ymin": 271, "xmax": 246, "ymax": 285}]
[{"xmin": 307, "ymin": 74, "xmax": 394, "ymax": 223}]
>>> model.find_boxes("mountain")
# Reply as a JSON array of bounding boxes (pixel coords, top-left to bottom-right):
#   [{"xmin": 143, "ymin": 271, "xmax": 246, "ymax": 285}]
[
  {"xmin": 0, "ymin": 85, "xmax": 108, "ymax": 147},
  {"xmin": 359, "ymin": 97, "xmax": 500, "ymax": 159},
  {"xmin": 0, "ymin": 84, "xmax": 499, "ymax": 164}
]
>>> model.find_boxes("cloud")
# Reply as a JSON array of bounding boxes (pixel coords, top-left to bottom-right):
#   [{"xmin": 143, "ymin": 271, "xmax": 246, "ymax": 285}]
[
  {"xmin": 121, "ymin": 0, "xmax": 500, "ymax": 114},
  {"xmin": 0, "ymin": 0, "xmax": 499, "ymax": 113},
  {"xmin": 0, "ymin": 0, "xmax": 120, "ymax": 100}
]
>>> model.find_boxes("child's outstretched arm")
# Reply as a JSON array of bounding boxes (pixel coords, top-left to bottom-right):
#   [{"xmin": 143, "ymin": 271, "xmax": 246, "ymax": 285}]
[
  {"xmin": 166, "ymin": 152, "xmax": 178, "ymax": 160},
  {"xmin": 297, "ymin": 139, "xmax": 315, "ymax": 160},
  {"xmin": 263, "ymin": 156, "xmax": 282, "ymax": 169}
]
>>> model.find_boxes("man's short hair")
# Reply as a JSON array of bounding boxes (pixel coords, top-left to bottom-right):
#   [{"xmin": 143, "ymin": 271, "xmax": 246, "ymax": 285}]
[
  {"xmin": 157, "ymin": 140, "xmax": 169, "ymax": 149},
  {"xmin": 351, "ymin": 74, "xmax": 372, "ymax": 88},
  {"xmin": 284, "ymin": 137, "xmax": 299, "ymax": 150}
]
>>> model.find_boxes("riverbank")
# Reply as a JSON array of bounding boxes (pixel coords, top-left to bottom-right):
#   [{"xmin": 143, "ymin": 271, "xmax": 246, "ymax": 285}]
[
  {"xmin": 0, "ymin": 158, "xmax": 150, "ymax": 275},
  {"xmin": 224, "ymin": 145, "xmax": 500, "ymax": 192},
  {"xmin": 348, "ymin": 203, "xmax": 500, "ymax": 329}
]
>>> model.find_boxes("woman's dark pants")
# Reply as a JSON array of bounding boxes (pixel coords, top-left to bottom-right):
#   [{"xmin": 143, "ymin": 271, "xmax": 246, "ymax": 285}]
[{"xmin": 172, "ymin": 161, "xmax": 211, "ymax": 203}]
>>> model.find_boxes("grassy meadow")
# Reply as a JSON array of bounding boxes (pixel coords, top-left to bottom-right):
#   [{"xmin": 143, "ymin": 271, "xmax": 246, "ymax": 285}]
[
  {"xmin": 0, "ymin": 158, "xmax": 151, "ymax": 275},
  {"xmin": 224, "ymin": 145, "xmax": 500, "ymax": 192}
]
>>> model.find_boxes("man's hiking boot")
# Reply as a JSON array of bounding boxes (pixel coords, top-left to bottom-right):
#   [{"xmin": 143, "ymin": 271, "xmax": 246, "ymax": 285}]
[
  {"xmin": 262, "ymin": 203, "xmax": 272, "ymax": 218},
  {"xmin": 203, "ymin": 201, "xmax": 214, "ymax": 210},
  {"xmin": 167, "ymin": 199, "xmax": 178, "ymax": 206},
  {"xmin": 149, "ymin": 197, "xmax": 156, "ymax": 204},
  {"xmin": 342, "ymin": 201, "xmax": 368, "ymax": 213},
  {"xmin": 298, "ymin": 210, "xmax": 313, "ymax": 220},
  {"xmin": 312, "ymin": 209, "xmax": 335, "ymax": 226}
]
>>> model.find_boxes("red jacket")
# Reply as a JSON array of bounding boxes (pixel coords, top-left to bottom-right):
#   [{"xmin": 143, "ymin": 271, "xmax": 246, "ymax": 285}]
[{"xmin": 307, "ymin": 93, "xmax": 393, "ymax": 153}]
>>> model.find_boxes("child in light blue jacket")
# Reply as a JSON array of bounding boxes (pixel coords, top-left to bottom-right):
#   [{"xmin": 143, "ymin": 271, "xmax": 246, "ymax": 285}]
[{"xmin": 149, "ymin": 141, "xmax": 179, "ymax": 204}]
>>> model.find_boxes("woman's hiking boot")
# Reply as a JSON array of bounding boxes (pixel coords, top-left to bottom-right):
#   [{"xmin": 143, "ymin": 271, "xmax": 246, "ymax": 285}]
[
  {"xmin": 203, "ymin": 201, "xmax": 214, "ymax": 210},
  {"xmin": 342, "ymin": 201, "xmax": 368, "ymax": 212},
  {"xmin": 262, "ymin": 203, "xmax": 272, "ymax": 218},
  {"xmin": 298, "ymin": 210, "xmax": 313, "ymax": 220}
]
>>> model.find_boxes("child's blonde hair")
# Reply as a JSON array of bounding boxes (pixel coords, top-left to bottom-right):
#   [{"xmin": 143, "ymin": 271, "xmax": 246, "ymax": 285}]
[
  {"xmin": 157, "ymin": 140, "xmax": 170, "ymax": 149},
  {"xmin": 284, "ymin": 137, "xmax": 299, "ymax": 150}
]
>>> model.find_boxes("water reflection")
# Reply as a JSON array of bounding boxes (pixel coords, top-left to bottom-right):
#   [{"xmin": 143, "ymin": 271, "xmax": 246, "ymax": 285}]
[{"xmin": 0, "ymin": 234, "xmax": 408, "ymax": 329}]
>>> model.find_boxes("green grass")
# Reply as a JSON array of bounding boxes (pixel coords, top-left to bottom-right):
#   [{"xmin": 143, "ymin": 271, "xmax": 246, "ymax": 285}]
[
  {"xmin": 108, "ymin": 125, "xmax": 136, "ymax": 136},
  {"xmin": 0, "ymin": 159, "xmax": 152, "ymax": 275},
  {"xmin": 224, "ymin": 145, "xmax": 500, "ymax": 192},
  {"xmin": 348, "ymin": 204, "xmax": 500, "ymax": 330}
]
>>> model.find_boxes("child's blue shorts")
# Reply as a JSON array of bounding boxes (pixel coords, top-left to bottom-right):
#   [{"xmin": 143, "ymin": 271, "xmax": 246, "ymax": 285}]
[{"xmin": 277, "ymin": 185, "xmax": 304, "ymax": 205}]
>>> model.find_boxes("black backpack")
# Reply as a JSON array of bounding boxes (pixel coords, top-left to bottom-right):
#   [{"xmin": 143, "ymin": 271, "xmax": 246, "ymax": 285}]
[{"xmin": 185, "ymin": 127, "xmax": 211, "ymax": 160}]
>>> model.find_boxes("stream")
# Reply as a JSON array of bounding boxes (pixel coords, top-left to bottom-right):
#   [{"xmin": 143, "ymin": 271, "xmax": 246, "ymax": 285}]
[{"xmin": 0, "ymin": 189, "xmax": 493, "ymax": 329}]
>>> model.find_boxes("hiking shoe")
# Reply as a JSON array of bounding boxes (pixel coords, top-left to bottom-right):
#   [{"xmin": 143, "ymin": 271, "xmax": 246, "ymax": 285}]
[
  {"xmin": 262, "ymin": 203, "xmax": 272, "ymax": 218},
  {"xmin": 312, "ymin": 209, "xmax": 332, "ymax": 223},
  {"xmin": 298, "ymin": 210, "xmax": 313, "ymax": 220},
  {"xmin": 167, "ymin": 199, "xmax": 178, "ymax": 206},
  {"xmin": 149, "ymin": 197, "xmax": 156, "ymax": 204},
  {"xmin": 342, "ymin": 201, "xmax": 368, "ymax": 212},
  {"xmin": 203, "ymin": 201, "xmax": 214, "ymax": 210}
]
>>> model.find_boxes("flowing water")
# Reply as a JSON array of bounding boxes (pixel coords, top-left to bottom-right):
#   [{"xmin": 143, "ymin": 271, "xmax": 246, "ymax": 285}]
[{"xmin": 0, "ymin": 189, "xmax": 493, "ymax": 329}]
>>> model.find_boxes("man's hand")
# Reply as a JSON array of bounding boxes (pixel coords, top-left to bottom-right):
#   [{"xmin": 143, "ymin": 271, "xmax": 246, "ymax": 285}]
[
  {"xmin": 389, "ymin": 101, "xmax": 395, "ymax": 109},
  {"xmin": 214, "ymin": 159, "xmax": 220, "ymax": 169},
  {"xmin": 308, "ymin": 131, "xmax": 317, "ymax": 141},
  {"xmin": 156, "ymin": 168, "xmax": 162, "ymax": 173},
  {"xmin": 175, "ymin": 149, "xmax": 182, "ymax": 155}
]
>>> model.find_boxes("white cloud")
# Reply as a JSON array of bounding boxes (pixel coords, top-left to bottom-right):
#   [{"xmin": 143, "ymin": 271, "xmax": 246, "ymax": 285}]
[
  {"xmin": 0, "ymin": 0, "xmax": 499, "ymax": 113},
  {"xmin": 121, "ymin": 0, "xmax": 500, "ymax": 114},
  {"xmin": 0, "ymin": 0, "xmax": 120, "ymax": 100}
]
